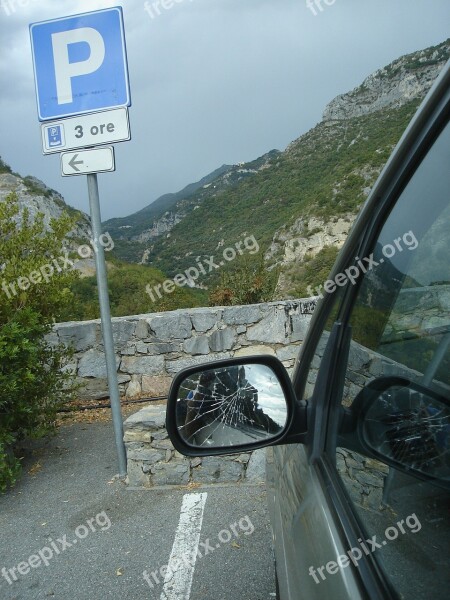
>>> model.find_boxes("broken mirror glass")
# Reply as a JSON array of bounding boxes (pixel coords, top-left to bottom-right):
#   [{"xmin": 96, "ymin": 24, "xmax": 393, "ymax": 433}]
[
  {"xmin": 360, "ymin": 382, "xmax": 450, "ymax": 484},
  {"xmin": 175, "ymin": 364, "xmax": 288, "ymax": 448}
]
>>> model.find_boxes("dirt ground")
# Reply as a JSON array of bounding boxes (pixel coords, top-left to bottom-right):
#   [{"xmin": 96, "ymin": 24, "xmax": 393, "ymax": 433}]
[{"xmin": 56, "ymin": 398, "xmax": 167, "ymax": 426}]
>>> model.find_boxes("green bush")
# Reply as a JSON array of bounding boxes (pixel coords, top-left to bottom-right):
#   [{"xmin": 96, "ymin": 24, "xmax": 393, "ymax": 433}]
[
  {"xmin": 209, "ymin": 257, "xmax": 278, "ymax": 306},
  {"xmin": 288, "ymin": 245, "xmax": 340, "ymax": 298},
  {"xmin": 0, "ymin": 193, "xmax": 78, "ymax": 491},
  {"xmin": 0, "ymin": 310, "xmax": 77, "ymax": 491},
  {"xmin": 0, "ymin": 431, "xmax": 21, "ymax": 493},
  {"xmin": 64, "ymin": 259, "xmax": 204, "ymax": 321}
]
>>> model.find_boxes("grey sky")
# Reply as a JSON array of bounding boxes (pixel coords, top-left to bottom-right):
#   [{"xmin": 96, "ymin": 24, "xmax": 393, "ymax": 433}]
[{"xmin": 0, "ymin": 0, "xmax": 449, "ymax": 220}]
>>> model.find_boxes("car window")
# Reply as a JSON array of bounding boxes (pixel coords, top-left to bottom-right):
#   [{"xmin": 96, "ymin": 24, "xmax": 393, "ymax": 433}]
[{"xmin": 336, "ymin": 117, "xmax": 450, "ymax": 599}]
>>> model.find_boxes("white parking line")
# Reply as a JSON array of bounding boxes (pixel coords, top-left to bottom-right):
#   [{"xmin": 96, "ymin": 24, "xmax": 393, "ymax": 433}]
[{"xmin": 160, "ymin": 492, "xmax": 208, "ymax": 600}]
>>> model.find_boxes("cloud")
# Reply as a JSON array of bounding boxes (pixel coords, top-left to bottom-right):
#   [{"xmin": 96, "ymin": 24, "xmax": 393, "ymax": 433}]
[{"xmin": 0, "ymin": 0, "xmax": 449, "ymax": 220}]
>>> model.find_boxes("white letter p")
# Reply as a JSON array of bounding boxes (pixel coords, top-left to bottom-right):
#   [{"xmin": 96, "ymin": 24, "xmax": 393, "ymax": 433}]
[{"xmin": 51, "ymin": 28, "xmax": 105, "ymax": 105}]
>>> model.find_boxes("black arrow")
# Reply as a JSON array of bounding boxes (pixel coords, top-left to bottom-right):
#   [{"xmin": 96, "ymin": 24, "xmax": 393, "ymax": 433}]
[{"xmin": 69, "ymin": 154, "xmax": 84, "ymax": 171}]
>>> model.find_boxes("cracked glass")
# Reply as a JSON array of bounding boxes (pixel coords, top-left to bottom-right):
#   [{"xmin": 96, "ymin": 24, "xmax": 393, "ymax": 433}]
[{"xmin": 175, "ymin": 364, "xmax": 288, "ymax": 448}]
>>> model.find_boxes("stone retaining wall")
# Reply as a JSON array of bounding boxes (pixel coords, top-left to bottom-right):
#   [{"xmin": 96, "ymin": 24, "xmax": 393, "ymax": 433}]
[
  {"xmin": 124, "ymin": 404, "xmax": 266, "ymax": 488},
  {"xmin": 51, "ymin": 299, "xmax": 317, "ymax": 401},
  {"xmin": 336, "ymin": 448, "xmax": 389, "ymax": 510},
  {"xmin": 52, "ymin": 286, "xmax": 448, "ymax": 489}
]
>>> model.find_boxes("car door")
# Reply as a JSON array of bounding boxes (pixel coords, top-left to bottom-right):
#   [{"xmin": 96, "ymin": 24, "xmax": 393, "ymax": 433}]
[{"xmin": 268, "ymin": 61, "xmax": 450, "ymax": 600}]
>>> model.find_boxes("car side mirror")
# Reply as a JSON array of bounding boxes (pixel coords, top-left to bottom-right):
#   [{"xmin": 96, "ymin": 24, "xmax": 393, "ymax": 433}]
[
  {"xmin": 351, "ymin": 377, "xmax": 450, "ymax": 486},
  {"xmin": 166, "ymin": 355, "xmax": 295, "ymax": 456}
]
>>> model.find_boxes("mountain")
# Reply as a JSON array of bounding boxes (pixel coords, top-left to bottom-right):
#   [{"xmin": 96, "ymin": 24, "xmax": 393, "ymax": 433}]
[
  {"xmin": 105, "ymin": 163, "xmax": 232, "ymax": 241},
  {"xmin": 0, "ymin": 158, "xmax": 204, "ymax": 320},
  {"xmin": 0, "ymin": 158, "xmax": 91, "ymax": 243},
  {"xmin": 3, "ymin": 39, "xmax": 449, "ymax": 312},
  {"xmin": 103, "ymin": 151, "xmax": 280, "ymax": 262},
  {"xmin": 105, "ymin": 39, "xmax": 448, "ymax": 298}
]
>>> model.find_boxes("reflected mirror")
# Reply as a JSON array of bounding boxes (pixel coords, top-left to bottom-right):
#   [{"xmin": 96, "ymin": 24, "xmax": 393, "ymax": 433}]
[
  {"xmin": 361, "ymin": 382, "xmax": 450, "ymax": 484},
  {"xmin": 175, "ymin": 363, "xmax": 288, "ymax": 448}
]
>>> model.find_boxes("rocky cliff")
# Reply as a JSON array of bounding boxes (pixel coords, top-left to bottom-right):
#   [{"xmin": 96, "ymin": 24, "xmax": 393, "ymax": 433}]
[
  {"xmin": 266, "ymin": 39, "xmax": 449, "ymax": 295},
  {"xmin": 323, "ymin": 44, "xmax": 449, "ymax": 121},
  {"xmin": 0, "ymin": 165, "xmax": 92, "ymax": 247}
]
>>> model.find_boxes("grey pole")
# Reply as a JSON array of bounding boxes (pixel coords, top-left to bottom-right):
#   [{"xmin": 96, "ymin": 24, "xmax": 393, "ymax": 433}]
[{"xmin": 87, "ymin": 173, "xmax": 127, "ymax": 477}]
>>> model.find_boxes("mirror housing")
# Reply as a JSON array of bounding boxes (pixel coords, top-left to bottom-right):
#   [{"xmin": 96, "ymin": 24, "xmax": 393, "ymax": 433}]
[
  {"xmin": 349, "ymin": 377, "xmax": 450, "ymax": 487},
  {"xmin": 166, "ymin": 355, "xmax": 297, "ymax": 456}
]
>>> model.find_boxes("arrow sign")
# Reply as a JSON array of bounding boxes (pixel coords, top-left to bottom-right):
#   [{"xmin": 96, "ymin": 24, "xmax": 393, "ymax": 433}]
[
  {"xmin": 61, "ymin": 146, "xmax": 115, "ymax": 176},
  {"xmin": 69, "ymin": 154, "xmax": 84, "ymax": 171}
]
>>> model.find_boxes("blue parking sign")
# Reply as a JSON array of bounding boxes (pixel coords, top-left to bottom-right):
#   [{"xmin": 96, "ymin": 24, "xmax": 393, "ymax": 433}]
[
  {"xmin": 47, "ymin": 124, "xmax": 64, "ymax": 147},
  {"xmin": 30, "ymin": 7, "xmax": 131, "ymax": 121}
]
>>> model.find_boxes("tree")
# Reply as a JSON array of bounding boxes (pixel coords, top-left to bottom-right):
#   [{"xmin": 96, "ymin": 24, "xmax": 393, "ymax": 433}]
[
  {"xmin": 209, "ymin": 257, "xmax": 278, "ymax": 306},
  {"xmin": 0, "ymin": 192, "xmax": 79, "ymax": 491}
]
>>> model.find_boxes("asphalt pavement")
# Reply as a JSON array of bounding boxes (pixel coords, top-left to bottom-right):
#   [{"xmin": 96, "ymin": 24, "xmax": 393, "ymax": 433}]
[{"xmin": 0, "ymin": 415, "xmax": 276, "ymax": 600}]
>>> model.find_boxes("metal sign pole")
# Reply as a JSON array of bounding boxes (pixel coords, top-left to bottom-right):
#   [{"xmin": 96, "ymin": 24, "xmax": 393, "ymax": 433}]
[
  {"xmin": 87, "ymin": 173, "xmax": 127, "ymax": 477},
  {"xmin": 30, "ymin": 8, "xmax": 131, "ymax": 478}
]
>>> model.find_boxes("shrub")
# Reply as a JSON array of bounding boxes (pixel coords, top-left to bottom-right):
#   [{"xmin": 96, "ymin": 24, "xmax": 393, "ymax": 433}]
[
  {"xmin": 209, "ymin": 257, "xmax": 278, "ymax": 306},
  {"xmin": 0, "ymin": 193, "xmax": 78, "ymax": 491}
]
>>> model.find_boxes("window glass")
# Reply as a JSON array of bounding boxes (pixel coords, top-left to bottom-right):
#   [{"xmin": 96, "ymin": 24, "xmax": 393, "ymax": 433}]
[{"xmin": 337, "ymin": 119, "xmax": 450, "ymax": 599}]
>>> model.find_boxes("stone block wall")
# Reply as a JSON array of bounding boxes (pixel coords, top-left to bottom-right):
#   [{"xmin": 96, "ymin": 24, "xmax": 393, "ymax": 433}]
[
  {"xmin": 51, "ymin": 299, "xmax": 317, "ymax": 401},
  {"xmin": 124, "ymin": 404, "xmax": 266, "ymax": 488},
  {"xmin": 51, "ymin": 287, "xmax": 448, "ymax": 490},
  {"xmin": 336, "ymin": 448, "xmax": 389, "ymax": 510}
]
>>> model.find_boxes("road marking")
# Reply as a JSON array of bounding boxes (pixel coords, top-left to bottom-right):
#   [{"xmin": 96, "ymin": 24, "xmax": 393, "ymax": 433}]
[{"xmin": 160, "ymin": 492, "xmax": 208, "ymax": 600}]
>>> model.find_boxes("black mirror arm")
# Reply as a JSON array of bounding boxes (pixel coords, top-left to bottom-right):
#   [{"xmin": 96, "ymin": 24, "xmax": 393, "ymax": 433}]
[
  {"xmin": 336, "ymin": 406, "xmax": 368, "ymax": 456},
  {"xmin": 281, "ymin": 400, "xmax": 308, "ymax": 445}
]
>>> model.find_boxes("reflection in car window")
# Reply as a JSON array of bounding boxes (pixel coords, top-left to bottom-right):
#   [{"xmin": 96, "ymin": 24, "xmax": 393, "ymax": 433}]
[
  {"xmin": 348, "ymin": 117, "xmax": 449, "ymax": 383},
  {"xmin": 337, "ymin": 119, "xmax": 450, "ymax": 599}
]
